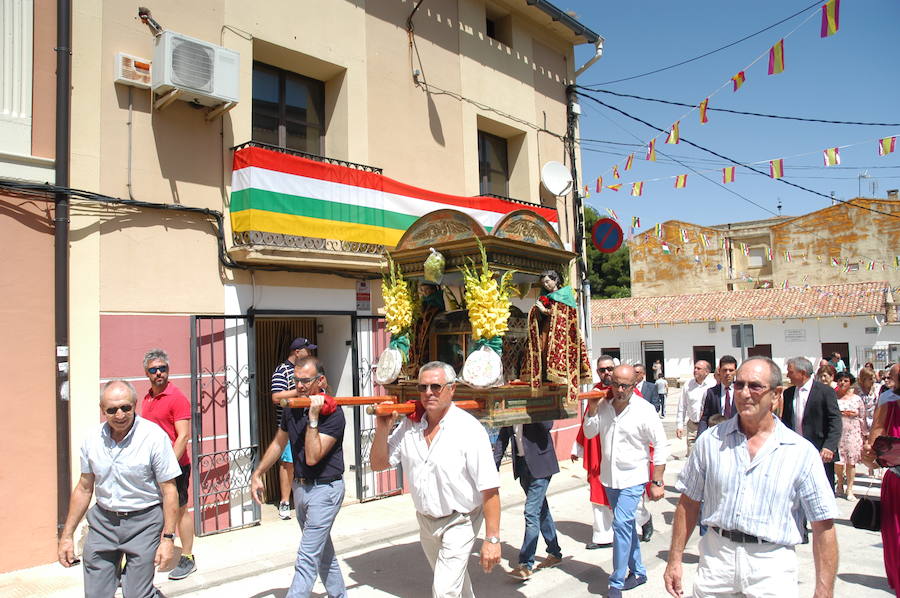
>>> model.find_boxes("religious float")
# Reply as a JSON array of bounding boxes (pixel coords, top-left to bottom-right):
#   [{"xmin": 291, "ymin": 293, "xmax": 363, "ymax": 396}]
[{"xmin": 273, "ymin": 208, "xmax": 600, "ymax": 425}]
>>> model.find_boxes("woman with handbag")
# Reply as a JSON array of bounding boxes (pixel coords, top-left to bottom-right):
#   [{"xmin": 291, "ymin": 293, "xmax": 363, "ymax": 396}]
[
  {"xmin": 864, "ymin": 364, "xmax": 900, "ymax": 597},
  {"xmin": 835, "ymin": 372, "xmax": 867, "ymax": 500}
]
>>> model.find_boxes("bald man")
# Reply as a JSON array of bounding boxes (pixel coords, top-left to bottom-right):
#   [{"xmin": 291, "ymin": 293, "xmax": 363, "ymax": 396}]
[{"xmin": 583, "ymin": 365, "xmax": 669, "ymax": 598}]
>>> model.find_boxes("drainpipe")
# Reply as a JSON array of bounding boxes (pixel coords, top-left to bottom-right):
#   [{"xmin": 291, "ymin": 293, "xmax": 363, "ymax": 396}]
[
  {"xmin": 54, "ymin": 0, "xmax": 72, "ymax": 535},
  {"xmin": 574, "ymin": 38, "xmax": 604, "ymax": 78},
  {"xmin": 565, "ymin": 84, "xmax": 592, "ymax": 358}
]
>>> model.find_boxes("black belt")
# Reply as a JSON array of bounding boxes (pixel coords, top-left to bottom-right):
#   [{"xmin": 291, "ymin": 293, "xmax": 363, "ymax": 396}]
[
  {"xmin": 98, "ymin": 503, "xmax": 159, "ymax": 518},
  {"xmin": 295, "ymin": 475, "xmax": 342, "ymax": 486},
  {"xmin": 712, "ymin": 526, "xmax": 769, "ymax": 544}
]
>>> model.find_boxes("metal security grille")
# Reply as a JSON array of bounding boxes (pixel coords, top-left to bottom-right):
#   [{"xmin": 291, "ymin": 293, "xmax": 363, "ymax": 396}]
[
  {"xmin": 190, "ymin": 315, "xmax": 260, "ymax": 536},
  {"xmin": 354, "ymin": 316, "xmax": 403, "ymax": 502}
]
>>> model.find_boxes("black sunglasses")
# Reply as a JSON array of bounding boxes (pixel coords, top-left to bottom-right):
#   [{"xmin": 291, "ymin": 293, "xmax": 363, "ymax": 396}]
[
  {"xmin": 147, "ymin": 365, "xmax": 168, "ymax": 374},
  {"xmin": 295, "ymin": 375, "xmax": 322, "ymax": 385},
  {"xmin": 105, "ymin": 404, "xmax": 134, "ymax": 415},
  {"xmin": 417, "ymin": 383, "xmax": 450, "ymax": 394},
  {"xmin": 597, "ymin": 366, "xmax": 615, "ymax": 372}
]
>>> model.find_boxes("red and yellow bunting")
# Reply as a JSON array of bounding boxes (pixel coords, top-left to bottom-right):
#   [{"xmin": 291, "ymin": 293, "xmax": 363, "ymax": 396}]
[
  {"xmin": 646, "ymin": 139, "xmax": 657, "ymax": 161},
  {"xmin": 768, "ymin": 39, "xmax": 785, "ymax": 75},
  {"xmin": 769, "ymin": 159, "xmax": 784, "ymax": 179},
  {"xmin": 699, "ymin": 98, "xmax": 709, "ymax": 124},
  {"xmin": 879, "ymin": 137, "xmax": 896, "ymax": 156},
  {"xmin": 624, "ymin": 153, "xmax": 634, "ymax": 170},
  {"xmin": 821, "ymin": 0, "xmax": 840, "ymax": 38},
  {"xmin": 675, "ymin": 174, "xmax": 688, "ymax": 189},
  {"xmin": 612, "ymin": 165, "xmax": 620, "ymax": 179},
  {"xmin": 823, "ymin": 147, "xmax": 840, "ymax": 166},
  {"xmin": 607, "ymin": 183, "xmax": 622, "ymax": 192},
  {"xmin": 723, "ymin": 166, "xmax": 736, "ymax": 184},
  {"xmin": 731, "ymin": 71, "xmax": 746, "ymax": 92},
  {"xmin": 595, "ymin": 176, "xmax": 602, "ymax": 192},
  {"xmin": 666, "ymin": 121, "xmax": 681, "ymax": 145},
  {"xmin": 631, "ymin": 182, "xmax": 644, "ymax": 196}
]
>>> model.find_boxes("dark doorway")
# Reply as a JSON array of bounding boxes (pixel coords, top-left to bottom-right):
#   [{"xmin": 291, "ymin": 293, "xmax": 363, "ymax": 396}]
[
  {"xmin": 693, "ymin": 345, "xmax": 716, "ymax": 367},
  {"xmin": 641, "ymin": 341, "xmax": 664, "ymax": 376},
  {"xmin": 821, "ymin": 342, "xmax": 850, "ymax": 369},
  {"xmin": 747, "ymin": 344, "xmax": 772, "ymax": 358}
]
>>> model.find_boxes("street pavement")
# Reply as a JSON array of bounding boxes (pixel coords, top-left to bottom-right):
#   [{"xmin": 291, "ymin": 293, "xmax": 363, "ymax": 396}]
[{"xmin": 1, "ymin": 395, "xmax": 894, "ymax": 597}]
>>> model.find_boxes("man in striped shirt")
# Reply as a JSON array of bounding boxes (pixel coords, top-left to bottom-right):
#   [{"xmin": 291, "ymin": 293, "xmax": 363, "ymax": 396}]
[{"xmin": 664, "ymin": 356, "xmax": 839, "ymax": 598}]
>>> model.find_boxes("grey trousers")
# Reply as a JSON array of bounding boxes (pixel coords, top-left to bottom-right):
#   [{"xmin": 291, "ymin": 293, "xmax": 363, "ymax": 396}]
[
  {"xmin": 416, "ymin": 507, "xmax": 484, "ymax": 598},
  {"xmin": 83, "ymin": 504, "xmax": 162, "ymax": 598},
  {"xmin": 288, "ymin": 478, "xmax": 346, "ymax": 598}
]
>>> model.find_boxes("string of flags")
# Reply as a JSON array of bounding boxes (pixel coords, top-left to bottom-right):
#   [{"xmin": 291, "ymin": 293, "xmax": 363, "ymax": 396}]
[{"xmin": 585, "ymin": 1, "xmax": 878, "ymax": 197}]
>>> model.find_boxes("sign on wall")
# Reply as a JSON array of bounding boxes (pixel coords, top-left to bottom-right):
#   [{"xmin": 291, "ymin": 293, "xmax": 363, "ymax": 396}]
[
  {"xmin": 784, "ymin": 329, "xmax": 806, "ymax": 342},
  {"xmin": 356, "ymin": 280, "xmax": 371, "ymax": 313}
]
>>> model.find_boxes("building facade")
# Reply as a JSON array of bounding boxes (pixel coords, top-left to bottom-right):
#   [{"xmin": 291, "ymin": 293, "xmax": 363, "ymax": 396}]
[
  {"xmin": 629, "ymin": 198, "xmax": 900, "ymax": 297},
  {"xmin": 1, "ymin": 0, "xmax": 601, "ymax": 571}
]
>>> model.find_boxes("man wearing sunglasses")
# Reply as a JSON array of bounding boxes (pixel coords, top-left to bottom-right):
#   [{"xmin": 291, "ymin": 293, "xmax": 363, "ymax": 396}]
[
  {"xmin": 583, "ymin": 364, "xmax": 668, "ymax": 598},
  {"xmin": 58, "ymin": 380, "xmax": 181, "ymax": 597},
  {"xmin": 251, "ymin": 356, "xmax": 347, "ymax": 598},
  {"xmin": 141, "ymin": 348, "xmax": 196, "ymax": 580},
  {"xmin": 664, "ymin": 357, "xmax": 838, "ymax": 598},
  {"xmin": 371, "ymin": 361, "xmax": 501, "ymax": 597}
]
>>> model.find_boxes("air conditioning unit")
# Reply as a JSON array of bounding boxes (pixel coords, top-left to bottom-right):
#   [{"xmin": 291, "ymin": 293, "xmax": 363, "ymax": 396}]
[
  {"xmin": 114, "ymin": 53, "xmax": 152, "ymax": 88},
  {"xmin": 151, "ymin": 31, "xmax": 239, "ymax": 107}
]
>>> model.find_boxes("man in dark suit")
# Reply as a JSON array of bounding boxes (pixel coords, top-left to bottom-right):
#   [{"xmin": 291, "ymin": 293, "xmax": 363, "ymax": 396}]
[
  {"xmin": 698, "ymin": 355, "xmax": 738, "ymax": 435},
  {"xmin": 782, "ymin": 356, "xmax": 842, "ymax": 490},
  {"xmin": 634, "ymin": 364, "xmax": 660, "ymax": 413},
  {"xmin": 494, "ymin": 422, "xmax": 563, "ymax": 580}
]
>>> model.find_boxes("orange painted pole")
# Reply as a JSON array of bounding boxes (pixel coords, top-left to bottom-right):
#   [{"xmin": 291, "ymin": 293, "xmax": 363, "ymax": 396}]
[
  {"xmin": 576, "ymin": 389, "xmax": 611, "ymax": 401},
  {"xmin": 366, "ymin": 400, "xmax": 481, "ymax": 416},
  {"xmin": 276, "ymin": 395, "xmax": 398, "ymax": 409}
]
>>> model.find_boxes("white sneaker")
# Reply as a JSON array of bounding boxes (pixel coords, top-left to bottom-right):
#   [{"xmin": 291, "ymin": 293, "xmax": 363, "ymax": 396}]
[{"xmin": 278, "ymin": 502, "xmax": 292, "ymax": 520}]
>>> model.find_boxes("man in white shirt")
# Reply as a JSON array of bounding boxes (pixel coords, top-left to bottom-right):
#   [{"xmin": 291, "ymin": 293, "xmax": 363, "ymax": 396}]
[
  {"xmin": 583, "ymin": 365, "xmax": 668, "ymax": 598},
  {"xmin": 371, "ymin": 361, "xmax": 501, "ymax": 597},
  {"xmin": 675, "ymin": 360, "xmax": 714, "ymax": 456}
]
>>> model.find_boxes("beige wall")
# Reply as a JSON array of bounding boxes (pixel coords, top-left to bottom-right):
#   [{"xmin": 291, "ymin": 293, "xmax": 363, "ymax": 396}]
[{"xmin": 0, "ymin": 194, "xmax": 58, "ymax": 572}]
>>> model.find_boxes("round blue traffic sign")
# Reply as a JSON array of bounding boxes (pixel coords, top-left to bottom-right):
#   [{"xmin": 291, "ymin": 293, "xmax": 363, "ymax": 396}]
[{"xmin": 591, "ymin": 218, "xmax": 624, "ymax": 253}]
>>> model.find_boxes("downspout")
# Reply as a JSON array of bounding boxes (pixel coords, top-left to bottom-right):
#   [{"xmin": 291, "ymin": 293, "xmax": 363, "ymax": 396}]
[
  {"xmin": 54, "ymin": 0, "xmax": 73, "ymax": 535},
  {"xmin": 565, "ymin": 85, "xmax": 592, "ymax": 359}
]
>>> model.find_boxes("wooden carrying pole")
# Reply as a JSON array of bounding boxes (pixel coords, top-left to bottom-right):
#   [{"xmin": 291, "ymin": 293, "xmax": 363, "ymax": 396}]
[
  {"xmin": 278, "ymin": 389, "xmax": 608, "ymax": 411},
  {"xmin": 276, "ymin": 395, "xmax": 398, "ymax": 408},
  {"xmin": 366, "ymin": 400, "xmax": 482, "ymax": 416}
]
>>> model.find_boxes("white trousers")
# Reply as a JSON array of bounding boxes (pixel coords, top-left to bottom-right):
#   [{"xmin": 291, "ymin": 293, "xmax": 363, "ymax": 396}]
[
  {"xmin": 591, "ymin": 496, "xmax": 650, "ymax": 544},
  {"xmin": 416, "ymin": 508, "xmax": 483, "ymax": 598},
  {"xmin": 694, "ymin": 529, "xmax": 798, "ymax": 598}
]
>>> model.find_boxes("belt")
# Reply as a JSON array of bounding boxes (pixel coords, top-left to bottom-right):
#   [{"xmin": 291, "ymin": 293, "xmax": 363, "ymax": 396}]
[
  {"xmin": 295, "ymin": 475, "xmax": 342, "ymax": 486},
  {"xmin": 712, "ymin": 526, "xmax": 769, "ymax": 544},
  {"xmin": 98, "ymin": 503, "xmax": 159, "ymax": 518}
]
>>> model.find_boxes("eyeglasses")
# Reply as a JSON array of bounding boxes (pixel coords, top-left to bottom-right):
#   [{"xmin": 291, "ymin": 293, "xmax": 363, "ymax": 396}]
[
  {"xmin": 294, "ymin": 375, "xmax": 322, "ymax": 385},
  {"xmin": 611, "ymin": 382, "xmax": 634, "ymax": 390},
  {"xmin": 597, "ymin": 366, "xmax": 615, "ymax": 372},
  {"xmin": 417, "ymin": 383, "xmax": 450, "ymax": 394},
  {"xmin": 105, "ymin": 404, "xmax": 133, "ymax": 415},
  {"xmin": 733, "ymin": 381, "xmax": 770, "ymax": 394},
  {"xmin": 147, "ymin": 366, "xmax": 168, "ymax": 374}
]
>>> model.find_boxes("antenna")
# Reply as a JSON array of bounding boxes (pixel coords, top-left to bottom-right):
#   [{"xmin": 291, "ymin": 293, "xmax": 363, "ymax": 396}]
[{"xmin": 540, "ymin": 161, "xmax": 574, "ymax": 196}]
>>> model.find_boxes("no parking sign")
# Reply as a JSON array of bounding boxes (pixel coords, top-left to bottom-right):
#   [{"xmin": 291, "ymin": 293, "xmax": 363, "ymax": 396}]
[{"xmin": 591, "ymin": 218, "xmax": 624, "ymax": 253}]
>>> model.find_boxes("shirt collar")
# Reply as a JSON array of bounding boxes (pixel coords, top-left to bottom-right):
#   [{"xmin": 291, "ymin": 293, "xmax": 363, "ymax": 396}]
[
  {"xmin": 146, "ymin": 382, "xmax": 172, "ymax": 399},
  {"xmin": 724, "ymin": 414, "xmax": 798, "ymax": 445},
  {"xmin": 103, "ymin": 415, "xmax": 142, "ymax": 444},
  {"xmin": 799, "ymin": 377, "xmax": 813, "ymax": 394},
  {"xmin": 418, "ymin": 403, "xmax": 462, "ymax": 430}
]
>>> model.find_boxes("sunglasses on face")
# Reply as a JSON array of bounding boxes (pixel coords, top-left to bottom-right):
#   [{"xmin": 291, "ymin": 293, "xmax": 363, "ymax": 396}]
[
  {"xmin": 611, "ymin": 382, "xmax": 634, "ymax": 390},
  {"xmin": 147, "ymin": 366, "xmax": 168, "ymax": 374},
  {"xmin": 597, "ymin": 366, "xmax": 614, "ymax": 372},
  {"xmin": 105, "ymin": 404, "xmax": 133, "ymax": 415},
  {"xmin": 295, "ymin": 375, "xmax": 322, "ymax": 385},
  {"xmin": 732, "ymin": 381, "xmax": 770, "ymax": 394},
  {"xmin": 417, "ymin": 383, "xmax": 449, "ymax": 394}
]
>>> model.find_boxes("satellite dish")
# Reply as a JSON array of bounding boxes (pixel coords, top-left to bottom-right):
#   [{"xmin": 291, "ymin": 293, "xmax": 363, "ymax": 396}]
[{"xmin": 541, "ymin": 161, "xmax": 573, "ymax": 196}]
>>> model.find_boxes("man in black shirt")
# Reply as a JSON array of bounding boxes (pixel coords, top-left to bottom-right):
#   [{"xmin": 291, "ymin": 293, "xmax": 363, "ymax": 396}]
[{"xmin": 251, "ymin": 357, "xmax": 347, "ymax": 598}]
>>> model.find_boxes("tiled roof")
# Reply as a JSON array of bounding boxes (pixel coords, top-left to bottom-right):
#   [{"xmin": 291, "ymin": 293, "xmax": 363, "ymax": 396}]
[{"xmin": 591, "ymin": 281, "xmax": 889, "ymax": 327}]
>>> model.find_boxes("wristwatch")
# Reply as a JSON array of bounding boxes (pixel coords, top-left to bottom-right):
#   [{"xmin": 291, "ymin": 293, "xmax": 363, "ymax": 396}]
[
  {"xmin": 308, "ymin": 420, "xmax": 319, "ymax": 429},
  {"xmin": 162, "ymin": 533, "xmax": 175, "ymax": 540},
  {"xmin": 650, "ymin": 480, "xmax": 664, "ymax": 487},
  {"xmin": 486, "ymin": 536, "xmax": 500, "ymax": 544}
]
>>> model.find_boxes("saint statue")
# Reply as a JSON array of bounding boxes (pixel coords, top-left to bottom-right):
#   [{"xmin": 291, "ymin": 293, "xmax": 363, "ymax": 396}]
[{"xmin": 408, "ymin": 282, "xmax": 445, "ymax": 371}]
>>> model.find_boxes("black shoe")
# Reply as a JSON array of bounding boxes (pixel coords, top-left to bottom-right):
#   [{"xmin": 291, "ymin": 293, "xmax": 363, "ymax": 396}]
[
  {"xmin": 640, "ymin": 519, "xmax": 653, "ymax": 542},
  {"xmin": 585, "ymin": 542, "xmax": 612, "ymax": 550}
]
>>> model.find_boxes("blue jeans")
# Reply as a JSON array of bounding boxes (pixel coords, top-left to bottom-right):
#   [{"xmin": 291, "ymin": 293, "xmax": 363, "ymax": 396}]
[
  {"xmin": 604, "ymin": 484, "xmax": 646, "ymax": 590},
  {"xmin": 517, "ymin": 462, "xmax": 561, "ymax": 568},
  {"xmin": 288, "ymin": 479, "xmax": 346, "ymax": 598}
]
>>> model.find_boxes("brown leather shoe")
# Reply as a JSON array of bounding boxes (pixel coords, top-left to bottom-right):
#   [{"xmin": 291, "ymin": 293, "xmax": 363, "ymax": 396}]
[
  {"xmin": 535, "ymin": 555, "xmax": 563, "ymax": 571},
  {"xmin": 507, "ymin": 565, "xmax": 533, "ymax": 581}
]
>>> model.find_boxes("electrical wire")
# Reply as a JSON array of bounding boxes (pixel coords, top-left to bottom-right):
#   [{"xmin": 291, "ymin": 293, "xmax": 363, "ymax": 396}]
[
  {"xmin": 577, "ymin": 90, "xmax": 900, "ymax": 220},
  {"xmin": 576, "ymin": 88, "xmax": 900, "ymax": 127},
  {"xmin": 580, "ymin": 0, "xmax": 821, "ymax": 86}
]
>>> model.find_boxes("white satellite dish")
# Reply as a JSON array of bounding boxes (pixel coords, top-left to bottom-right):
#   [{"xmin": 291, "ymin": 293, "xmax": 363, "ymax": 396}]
[{"xmin": 541, "ymin": 161, "xmax": 573, "ymax": 196}]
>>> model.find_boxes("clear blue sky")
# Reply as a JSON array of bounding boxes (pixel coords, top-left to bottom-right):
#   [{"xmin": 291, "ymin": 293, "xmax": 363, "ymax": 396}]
[{"xmin": 566, "ymin": 0, "xmax": 900, "ymax": 229}]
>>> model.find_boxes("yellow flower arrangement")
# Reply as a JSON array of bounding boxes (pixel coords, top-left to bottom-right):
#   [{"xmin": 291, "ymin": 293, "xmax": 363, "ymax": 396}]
[
  {"xmin": 382, "ymin": 257, "xmax": 413, "ymax": 335},
  {"xmin": 460, "ymin": 240, "xmax": 515, "ymax": 342}
]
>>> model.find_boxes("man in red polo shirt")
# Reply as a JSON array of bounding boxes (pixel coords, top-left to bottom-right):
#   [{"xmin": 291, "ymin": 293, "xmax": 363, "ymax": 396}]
[{"xmin": 142, "ymin": 348, "xmax": 196, "ymax": 580}]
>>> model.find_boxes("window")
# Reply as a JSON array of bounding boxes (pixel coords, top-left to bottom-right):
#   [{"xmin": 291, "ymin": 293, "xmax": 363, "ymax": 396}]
[
  {"xmin": 747, "ymin": 247, "xmax": 767, "ymax": 268},
  {"xmin": 478, "ymin": 131, "xmax": 509, "ymax": 196},
  {"xmin": 693, "ymin": 345, "xmax": 716, "ymax": 366},
  {"xmin": 252, "ymin": 62, "xmax": 324, "ymax": 154}
]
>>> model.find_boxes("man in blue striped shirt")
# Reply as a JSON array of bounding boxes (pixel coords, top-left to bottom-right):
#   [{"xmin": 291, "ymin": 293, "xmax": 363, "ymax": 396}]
[{"xmin": 664, "ymin": 356, "xmax": 838, "ymax": 598}]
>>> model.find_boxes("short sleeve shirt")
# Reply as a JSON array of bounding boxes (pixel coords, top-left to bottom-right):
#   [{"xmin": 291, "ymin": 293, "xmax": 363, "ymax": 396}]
[
  {"xmin": 141, "ymin": 383, "xmax": 192, "ymax": 466},
  {"xmin": 81, "ymin": 416, "xmax": 182, "ymax": 512},
  {"xmin": 280, "ymin": 398, "xmax": 345, "ymax": 480},
  {"xmin": 271, "ymin": 360, "xmax": 295, "ymax": 428}
]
